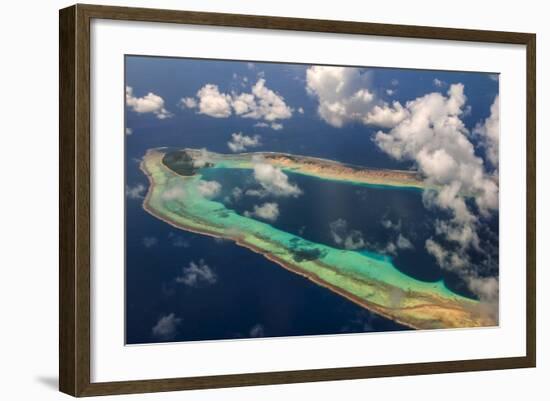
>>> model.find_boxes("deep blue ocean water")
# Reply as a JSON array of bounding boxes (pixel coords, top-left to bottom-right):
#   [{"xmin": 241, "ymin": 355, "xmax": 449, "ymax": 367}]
[{"xmin": 125, "ymin": 56, "xmax": 499, "ymax": 344}]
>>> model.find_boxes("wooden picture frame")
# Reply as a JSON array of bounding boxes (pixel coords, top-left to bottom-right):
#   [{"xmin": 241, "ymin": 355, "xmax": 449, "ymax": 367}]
[{"xmin": 59, "ymin": 3, "xmax": 536, "ymax": 397}]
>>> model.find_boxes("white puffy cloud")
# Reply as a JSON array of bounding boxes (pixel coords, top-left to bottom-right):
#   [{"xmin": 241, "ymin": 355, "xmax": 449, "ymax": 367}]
[
  {"xmin": 385, "ymin": 89, "xmax": 395, "ymax": 96},
  {"xmin": 244, "ymin": 79, "xmax": 293, "ymax": 121},
  {"xmin": 232, "ymin": 92, "xmax": 256, "ymax": 115},
  {"xmin": 185, "ymin": 79, "xmax": 293, "ymax": 125},
  {"xmin": 248, "ymin": 158, "xmax": 302, "ymax": 197},
  {"xmin": 126, "ymin": 86, "xmax": 172, "ymax": 119},
  {"xmin": 180, "ymin": 97, "xmax": 197, "ymax": 109},
  {"xmin": 175, "ymin": 259, "xmax": 217, "ymax": 286},
  {"xmin": 152, "ymin": 313, "xmax": 182, "ymax": 340},
  {"xmin": 298, "ymin": 107, "xmax": 304, "ymax": 114},
  {"xmin": 245, "ymin": 202, "xmax": 280, "ymax": 221},
  {"xmin": 474, "ymin": 95, "xmax": 499, "ymax": 170},
  {"xmin": 306, "ymin": 66, "xmax": 375, "ymax": 127},
  {"xmin": 306, "ymin": 66, "xmax": 410, "ymax": 129},
  {"xmin": 197, "ymin": 180, "xmax": 221, "ymax": 199},
  {"xmin": 125, "ymin": 127, "xmax": 133, "ymax": 135},
  {"xmin": 270, "ymin": 123, "xmax": 283, "ymax": 130},
  {"xmin": 125, "ymin": 183, "xmax": 146, "ymax": 199},
  {"xmin": 227, "ymin": 132, "xmax": 261, "ymax": 152},
  {"xmin": 364, "ymin": 101, "xmax": 409, "ymax": 128},
  {"xmin": 373, "ymin": 84, "xmax": 498, "ymax": 219},
  {"xmin": 196, "ymin": 84, "xmax": 232, "ymax": 118}
]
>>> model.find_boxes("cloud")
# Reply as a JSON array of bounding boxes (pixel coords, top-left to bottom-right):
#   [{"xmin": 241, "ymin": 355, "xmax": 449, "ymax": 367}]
[
  {"xmin": 227, "ymin": 132, "xmax": 261, "ymax": 152},
  {"xmin": 152, "ymin": 313, "xmax": 182, "ymax": 340},
  {"xmin": 385, "ymin": 89, "xmax": 395, "ymax": 96},
  {"xmin": 186, "ymin": 79, "xmax": 293, "ymax": 124},
  {"xmin": 224, "ymin": 186, "xmax": 244, "ymax": 204},
  {"xmin": 373, "ymin": 84, "xmax": 498, "ymax": 218},
  {"xmin": 245, "ymin": 202, "xmax": 280, "ymax": 221},
  {"xmin": 232, "ymin": 187, "xmax": 243, "ymax": 200},
  {"xmin": 390, "ymin": 79, "xmax": 399, "ymax": 86},
  {"xmin": 298, "ymin": 107, "xmax": 304, "ymax": 114},
  {"xmin": 232, "ymin": 92, "xmax": 255, "ymax": 115},
  {"xmin": 331, "ymin": 218, "xmax": 413, "ymax": 255},
  {"xmin": 125, "ymin": 127, "xmax": 133, "ymax": 135},
  {"xmin": 364, "ymin": 101, "xmax": 409, "ymax": 128},
  {"xmin": 125, "ymin": 183, "xmax": 146, "ymax": 199},
  {"xmin": 161, "ymin": 185, "xmax": 186, "ymax": 201},
  {"xmin": 196, "ymin": 84, "xmax": 232, "ymax": 118},
  {"xmin": 467, "ymin": 276, "xmax": 499, "ymax": 305},
  {"xmin": 175, "ymin": 259, "xmax": 217, "ymax": 286},
  {"xmin": 197, "ymin": 180, "xmax": 221, "ymax": 199},
  {"xmin": 306, "ymin": 66, "xmax": 410, "ymax": 129},
  {"xmin": 244, "ymin": 79, "xmax": 293, "ymax": 121},
  {"xmin": 180, "ymin": 97, "xmax": 197, "ymax": 109},
  {"xmin": 191, "ymin": 148, "xmax": 214, "ymax": 168},
  {"xmin": 248, "ymin": 158, "xmax": 302, "ymax": 197},
  {"xmin": 433, "ymin": 78, "xmax": 445, "ymax": 87},
  {"xmin": 329, "ymin": 219, "xmax": 366, "ymax": 250},
  {"xmin": 306, "ymin": 66, "xmax": 375, "ymax": 127},
  {"xmin": 249, "ymin": 324, "xmax": 265, "ymax": 337},
  {"xmin": 381, "ymin": 218, "xmax": 401, "ymax": 231},
  {"xmin": 425, "ymin": 235, "xmax": 499, "ymax": 320},
  {"xmin": 396, "ymin": 234, "xmax": 414, "ymax": 250},
  {"xmin": 253, "ymin": 121, "xmax": 284, "ymax": 130},
  {"xmin": 142, "ymin": 236, "xmax": 158, "ymax": 248},
  {"xmin": 473, "ymin": 95, "xmax": 499, "ymax": 170},
  {"xmin": 125, "ymin": 86, "xmax": 172, "ymax": 119}
]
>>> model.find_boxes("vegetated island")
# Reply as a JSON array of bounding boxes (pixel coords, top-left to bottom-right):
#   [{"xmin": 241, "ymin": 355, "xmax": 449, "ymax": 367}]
[{"xmin": 140, "ymin": 147, "xmax": 496, "ymax": 330}]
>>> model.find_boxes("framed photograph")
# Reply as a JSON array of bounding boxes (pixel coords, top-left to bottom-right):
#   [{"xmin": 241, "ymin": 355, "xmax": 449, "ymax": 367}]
[{"xmin": 59, "ymin": 4, "xmax": 536, "ymax": 397}]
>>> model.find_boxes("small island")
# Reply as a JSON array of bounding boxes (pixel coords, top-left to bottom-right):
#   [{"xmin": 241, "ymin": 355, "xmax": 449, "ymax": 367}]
[{"xmin": 140, "ymin": 147, "xmax": 496, "ymax": 330}]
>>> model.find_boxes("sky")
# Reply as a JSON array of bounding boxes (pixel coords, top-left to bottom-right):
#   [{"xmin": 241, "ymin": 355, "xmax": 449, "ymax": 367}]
[{"xmin": 125, "ymin": 56, "xmax": 500, "ymax": 341}]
